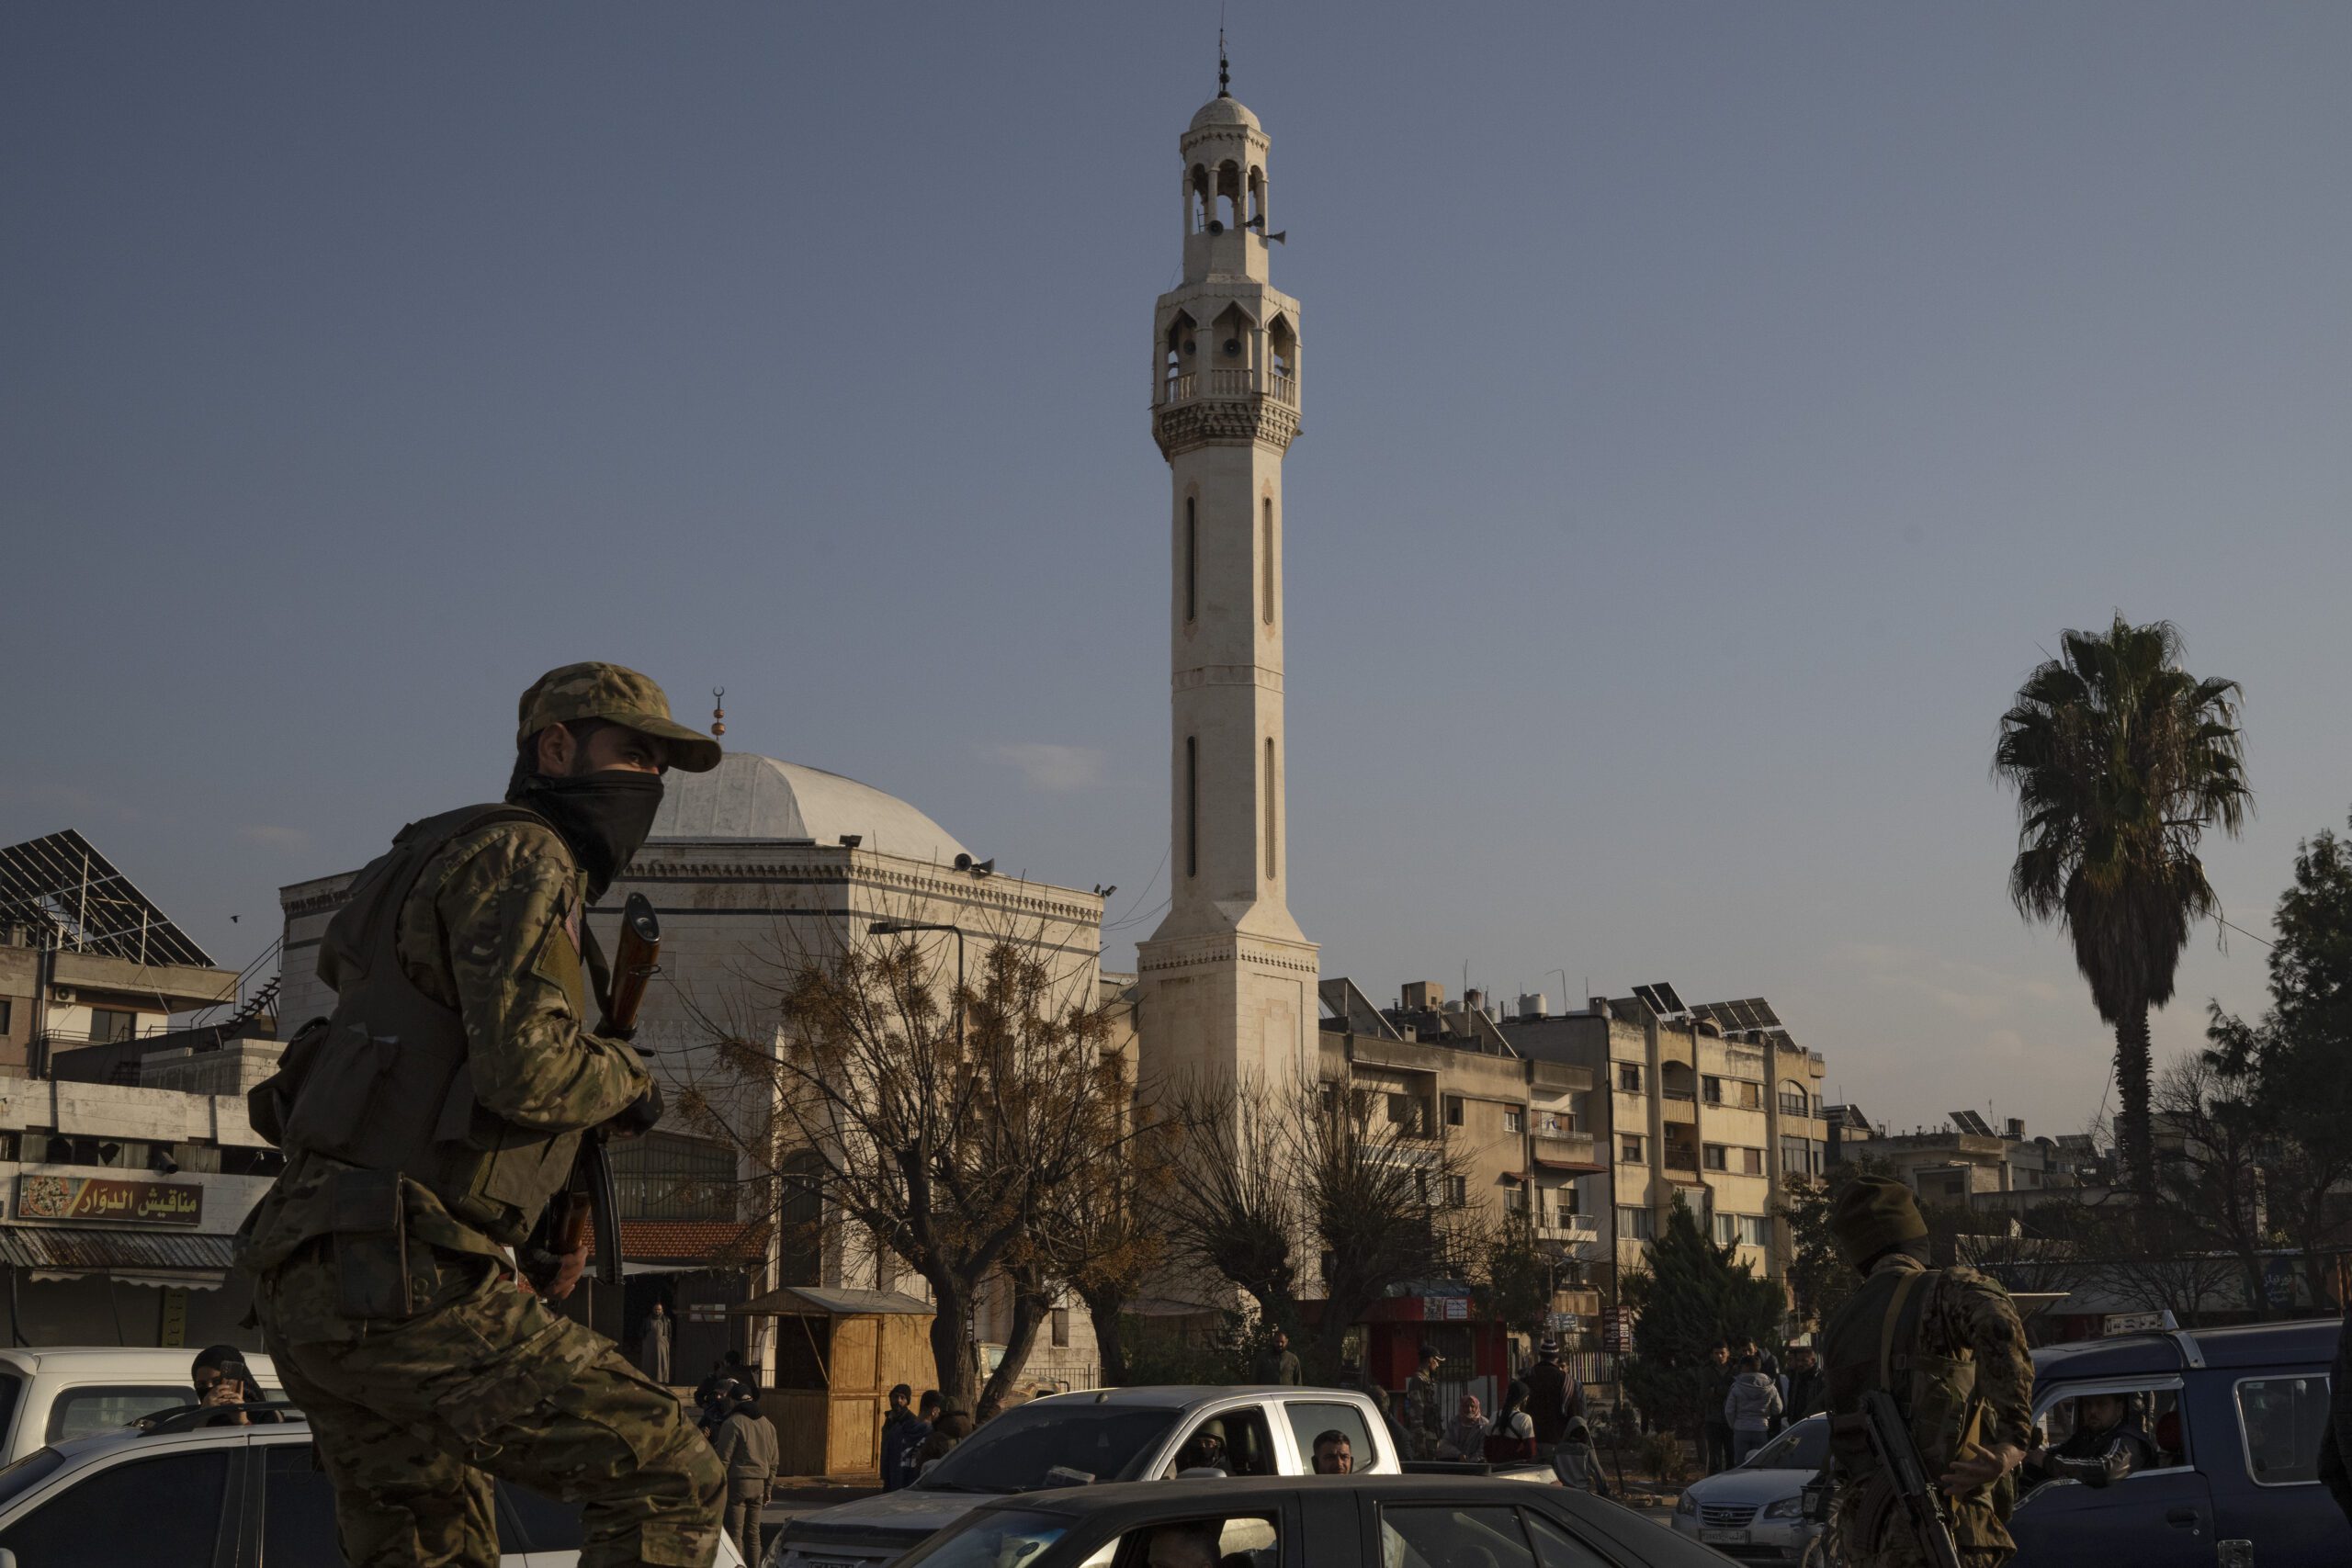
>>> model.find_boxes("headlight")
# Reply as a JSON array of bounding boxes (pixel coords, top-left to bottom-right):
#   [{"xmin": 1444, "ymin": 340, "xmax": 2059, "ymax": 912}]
[
  {"xmin": 1675, "ymin": 1492, "xmax": 1697, "ymax": 1516},
  {"xmin": 1763, "ymin": 1495, "xmax": 1804, "ymax": 1520}
]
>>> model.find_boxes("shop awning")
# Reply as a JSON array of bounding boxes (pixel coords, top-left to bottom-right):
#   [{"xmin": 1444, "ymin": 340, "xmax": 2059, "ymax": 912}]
[{"xmin": 0, "ymin": 1228, "xmax": 239, "ymax": 1290}]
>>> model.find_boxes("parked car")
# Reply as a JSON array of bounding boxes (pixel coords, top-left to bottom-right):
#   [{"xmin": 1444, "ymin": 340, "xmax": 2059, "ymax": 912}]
[
  {"xmin": 891, "ymin": 1472, "xmax": 1728, "ymax": 1568},
  {"xmin": 0, "ymin": 1347, "xmax": 282, "ymax": 1463},
  {"xmin": 768, "ymin": 1385, "xmax": 1407, "ymax": 1568},
  {"xmin": 0, "ymin": 1411, "xmax": 747, "ymax": 1568},
  {"xmin": 1669, "ymin": 1414, "xmax": 1826, "ymax": 1562},
  {"xmin": 2010, "ymin": 1318, "xmax": 2351, "ymax": 1567}
]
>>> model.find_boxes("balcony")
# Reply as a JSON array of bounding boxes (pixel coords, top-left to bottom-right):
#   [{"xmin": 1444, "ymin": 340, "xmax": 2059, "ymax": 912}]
[
  {"xmin": 1158, "ymin": 367, "xmax": 1295, "ymax": 406},
  {"xmin": 1531, "ymin": 1130, "xmax": 1599, "ymax": 1170},
  {"xmin": 1536, "ymin": 1213, "xmax": 1598, "ymax": 1241}
]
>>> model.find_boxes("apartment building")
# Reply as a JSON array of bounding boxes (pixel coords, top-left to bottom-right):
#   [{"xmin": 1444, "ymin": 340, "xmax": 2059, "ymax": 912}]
[
  {"xmin": 1827, "ymin": 1108, "xmax": 2092, "ymax": 1215},
  {"xmin": 1501, "ymin": 989, "xmax": 1827, "ymax": 1302}
]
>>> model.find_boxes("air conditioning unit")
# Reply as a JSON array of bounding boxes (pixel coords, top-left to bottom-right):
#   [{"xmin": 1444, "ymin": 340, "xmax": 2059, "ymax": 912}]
[{"xmin": 49, "ymin": 987, "xmax": 74, "ymax": 1004}]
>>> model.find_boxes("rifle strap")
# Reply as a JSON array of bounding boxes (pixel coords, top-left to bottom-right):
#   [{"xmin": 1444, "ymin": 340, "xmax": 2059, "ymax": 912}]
[{"xmin": 1879, "ymin": 1269, "xmax": 1934, "ymax": 1407}]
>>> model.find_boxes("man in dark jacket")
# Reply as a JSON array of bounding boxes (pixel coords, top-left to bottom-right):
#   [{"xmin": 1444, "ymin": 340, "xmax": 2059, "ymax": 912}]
[
  {"xmin": 1250, "ymin": 1328, "xmax": 1303, "ymax": 1386},
  {"xmin": 1702, "ymin": 1343, "xmax": 1736, "ymax": 1474},
  {"xmin": 1524, "ymin": 1338, "xmax": 1576, "ymax": 1450},
  {"xmin": 1780, "ymin": 1344, "xmax": 1825, "ymax": 1428}
]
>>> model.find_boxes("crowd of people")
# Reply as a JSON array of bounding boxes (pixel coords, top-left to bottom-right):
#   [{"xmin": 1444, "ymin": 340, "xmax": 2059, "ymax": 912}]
[{"xmin": 1697, "ymin": 1336, "xmax": 1824, "ymax": 1475}]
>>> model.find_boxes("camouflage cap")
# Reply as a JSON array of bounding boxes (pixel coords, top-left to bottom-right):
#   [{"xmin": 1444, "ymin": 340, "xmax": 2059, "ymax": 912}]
[
  {"xmin": 1829, "ymin": 1172, "xmax": 1928, "ymax": 1269},
  {"xmin": 516, "ymin": 662, "xmax": 723, "ymax": 773}
]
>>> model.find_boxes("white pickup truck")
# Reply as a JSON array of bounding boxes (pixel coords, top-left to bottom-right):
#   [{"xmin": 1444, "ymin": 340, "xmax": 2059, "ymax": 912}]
[{"xmin": 767, "ymin": 1385, "xmax": 1411, "ymax": 1568}]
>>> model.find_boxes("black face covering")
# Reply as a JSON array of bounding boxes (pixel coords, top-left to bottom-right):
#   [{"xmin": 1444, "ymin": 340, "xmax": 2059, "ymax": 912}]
[{"xmin": 515, "ymin": 770, "xmax": 665, "ymax": 900}]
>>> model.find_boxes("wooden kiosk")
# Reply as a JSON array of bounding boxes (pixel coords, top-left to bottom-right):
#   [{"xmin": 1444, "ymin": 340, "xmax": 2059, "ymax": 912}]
[{"xmin": 731, "ymin": 1284, "xmax": 935, "ymax": 1477}]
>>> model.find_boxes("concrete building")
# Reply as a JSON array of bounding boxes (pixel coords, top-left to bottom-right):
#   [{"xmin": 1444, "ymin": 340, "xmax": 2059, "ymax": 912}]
[
  {"xmin": 1499, "ymin": 990, "xmax": 1827, "ymax": 1309},
  {"xmin": 1134, "ymin": 74, "xmax": 1319, "ymax": 1097},
  {"xmin": 1827, "ymin": 1108, "xmax": 2091, "ymax": 1216},
  {"xmin": 0, "ymin": 831, "xmax": 243, "ymax": 1079}
]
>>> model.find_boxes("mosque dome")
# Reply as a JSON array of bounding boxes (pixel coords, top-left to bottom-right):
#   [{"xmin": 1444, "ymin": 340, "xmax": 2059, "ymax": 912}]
[
  {"xmin": 649, "ymin": 753, "xmax": 969, "ymax": 864},
  {"xmin": 1188, "ymin": 95, "xmax": 1261, "ymax": 133}
]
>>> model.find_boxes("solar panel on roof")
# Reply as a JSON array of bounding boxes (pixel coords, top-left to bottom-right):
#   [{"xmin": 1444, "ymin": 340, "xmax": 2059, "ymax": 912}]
[
  {"xmin": 0, "ymin": 829, "xmax": 213, "ymax": 968},
  {"xmin": 1747, "ymin": 998, "xmax": 1781, "ymax": 1029},
  {"xmin": 1630, "ymin": 985, "xmax": 1665, "ymax": 1016},
  {"xmin": 1654, "ymin": 982, "xmax": 1687, "ymax": 1015}
]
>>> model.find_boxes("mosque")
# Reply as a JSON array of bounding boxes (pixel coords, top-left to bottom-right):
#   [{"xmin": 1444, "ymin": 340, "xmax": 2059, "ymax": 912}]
[{"xmin": 272, "ymin": 70, "xmax": 1308, "ymax": 1393}]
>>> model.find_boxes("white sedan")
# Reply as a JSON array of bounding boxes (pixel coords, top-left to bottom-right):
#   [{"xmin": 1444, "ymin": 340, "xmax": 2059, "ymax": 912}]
[{"xmin": 1668, "ymin": 1415, "xmax": 1827, "ymax": 1563}]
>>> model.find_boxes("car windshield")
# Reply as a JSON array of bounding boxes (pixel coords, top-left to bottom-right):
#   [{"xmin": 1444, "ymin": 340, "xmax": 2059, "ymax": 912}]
[
  {"xmin": 897, "ymin": 1507, "xmax": 1071, "ymax": 1568},
  {"xmin": 915, "ymin": 1406, "xmax": 1178, "ymax": 1494},
  {"xmin": 1745, "ymin": 1416, "xmax": 1828, "ymax": 1471}
]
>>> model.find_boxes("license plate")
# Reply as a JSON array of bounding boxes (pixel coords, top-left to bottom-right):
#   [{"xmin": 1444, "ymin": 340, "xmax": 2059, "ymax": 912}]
[{"xmin": 1699, "ymin": 1528, "xmax": 1747, "ymax": 1545}]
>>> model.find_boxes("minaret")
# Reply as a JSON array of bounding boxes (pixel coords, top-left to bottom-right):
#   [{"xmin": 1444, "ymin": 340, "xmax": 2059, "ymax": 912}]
[{"xmin": 1136, "ymin": 59, "xmax": 1318, "ymax": 1092}]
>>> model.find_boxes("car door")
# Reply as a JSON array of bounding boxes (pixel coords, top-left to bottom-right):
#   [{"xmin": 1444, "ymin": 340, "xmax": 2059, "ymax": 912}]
[
  {"xmin": 1160, "ymin": 1400, "xmax": 1281, "ymax": 1478},
  {"xmin": 1276, "ymin": 1398, "xmax": 1388, "ymax": 1475},
  {"xmin": 2216, "ymin": 1366, "xmax": 2352, "ymax": 1564},
  {"xmin": 2009, "ymin": 1376, "xmax": 2213, "ymax": 1568},
  {"xmin": 0, "ymin": 1438, "xmax": 245, "ymax": 1568}
]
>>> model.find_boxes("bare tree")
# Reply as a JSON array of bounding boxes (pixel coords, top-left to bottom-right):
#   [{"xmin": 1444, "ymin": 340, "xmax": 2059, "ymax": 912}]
[
  {"xmin": 1151, "ymin": 1075, "xmax": 1306, "ymax": 1329},
  {"xmin": 1298, "ymin": 1084, "xmax": 1483, "ymax": 1373},
  {"xmin": 680, "ymin": 916, "xmax": 1123, "ymax": 1412},
  {"xmin": 1034, "ymin": 1066, "xmax": 1173, "ymax": 1385},
  {"xmin": 2149, "ymin": 1052, "xmax": 2273, "ymax": 1315}
]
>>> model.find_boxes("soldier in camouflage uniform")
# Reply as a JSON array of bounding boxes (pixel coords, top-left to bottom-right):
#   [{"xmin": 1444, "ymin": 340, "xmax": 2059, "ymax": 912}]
[
  {"xmin": 1818, "ymin": 1175, "xmax": 2032, "ymax": 1568},
  {"xmin": 236, "ymin": 663, "xmax": 727, "ymax": 1568}
]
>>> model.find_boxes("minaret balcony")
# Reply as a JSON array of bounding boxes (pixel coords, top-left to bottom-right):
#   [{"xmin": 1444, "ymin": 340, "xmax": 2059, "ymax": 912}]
[{"xmin": 1156, "ymin": 369, "xmax": 1298, "ymax": 408}]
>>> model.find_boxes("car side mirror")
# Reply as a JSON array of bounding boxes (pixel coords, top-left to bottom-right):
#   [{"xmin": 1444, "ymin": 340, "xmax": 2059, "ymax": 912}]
[{"xmin": 0, "ymin": 1546, "xmax": 19, "ymax": 1568}]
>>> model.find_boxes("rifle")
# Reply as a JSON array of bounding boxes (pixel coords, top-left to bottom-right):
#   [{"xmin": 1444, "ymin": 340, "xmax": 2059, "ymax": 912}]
[
  {"xmin": 1833, "ymin": 1389, "xmax": 1966, "ymax": 1568},
  {"xmin": 537, "ymin": 892, "xmax": 660, "ymax": 1293}
]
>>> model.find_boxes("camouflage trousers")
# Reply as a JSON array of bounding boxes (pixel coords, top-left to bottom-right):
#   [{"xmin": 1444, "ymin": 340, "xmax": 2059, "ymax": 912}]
[
  {"xmin": 1824, "ymin": 1491, "xmax": 2012, "ymax": 1568},
  {"xmin": 255, "ymin": 1239, "xmax": 725, "ymax": 1568}
]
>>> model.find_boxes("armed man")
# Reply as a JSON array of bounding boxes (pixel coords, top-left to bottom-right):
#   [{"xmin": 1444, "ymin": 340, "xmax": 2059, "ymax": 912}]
[
  {"xmin": 235, "ymin": 663, "xmax": 727, "ymax": 1568},
  {"xmin": 1818, "ymin": 1174, "xmax": 2034, "ymax": 1568}
]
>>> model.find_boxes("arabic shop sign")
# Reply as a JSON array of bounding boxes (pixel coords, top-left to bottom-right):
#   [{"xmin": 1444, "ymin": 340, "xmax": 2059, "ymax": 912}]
[{"xmin": 15, "ymin": 1175, "xmax": 204, "ymax": 1226}]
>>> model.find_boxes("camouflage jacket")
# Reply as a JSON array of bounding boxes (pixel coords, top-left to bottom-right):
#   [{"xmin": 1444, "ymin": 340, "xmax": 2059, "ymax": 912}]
[{"xmin": 240, "ymin": 817, "xmax": 650, "ymax": 1269}]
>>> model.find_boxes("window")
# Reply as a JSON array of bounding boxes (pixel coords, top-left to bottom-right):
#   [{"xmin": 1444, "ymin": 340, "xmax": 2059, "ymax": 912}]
[
  {"xmin": 87, "ymin": 1008, "xmax": 138, "ymax": 1043},
  {"xmin": 1713, "ymin": 1213, "xmax": 1736, "ymax": 1247},
  {"xmin": 1166, "ymin": 1405, "xmax": 1279, "ymax": 1477},
  {"xmin": 1780, "ymin": 1081, "xmax": 1812, "ymax": 1119},
  {"xmin": 1735, "ymin": 1078, "xmax": 1762, "ymax": 1110},
  {"xmin": 1504, "ymin": 1186, "xmax": 1526, "ymax": 1214},
  {"xmin": 910, "ymin": 1509, "xmax": 1076, "ymax": 1568},
  {"xmin": 1184, "ymin": 737, "xmax": 1198, "ymax": 878},
  {"xmin": 1261, "ymin": 497, "xmax": 1275, "ymax": 623},
  {"xmin": 1283, "ymin": 1399, "xmax": 1375, "ymax": 1471},
  {"xmin": 2036, "ymin": 1383, "xmax": 2188, "ymax": 1473},
  {"xmin": 1739, "ymin": 1214, "xmax": 1771, "ymax": 1247},
  {"xmin": 0, "ymin": 1449, "xmax": 230, "ymax": 1568},
  {"xmin": 2237, "ymin": 1375, "xmax": 2329, "ymax": 1485},
  {"xmin": 264, "ymin": 1443, "xmax": 348, "ymax": 1563},
  {"xmin": 1618, "ymin": 1135, "xmax": 1644, "ymax": 1164},
  {"xmin": 1114, "ymin": 1514, "xmax": 1280, "ymax": 1568},
  {"xmin": 1616, "ymin": 1063, "xmax": 1642, "ymax": 1093},
  {"xmin": 1503, "ymin": 1108, "xmax": 1524, "ymax": 1134},
  {"xmin": 1444, "ymin": 1096, "xmax": 1464, "ymax": 1127},
  {"xmin": 612, "ymin": 1133, "xmax": 736, "ymax": 1221},
  {"xmin": 918, "ymin": 1404, "xmax": 1178, "ymax": 1491},
  {"xmin": 1443, "ymin": 1175, "xmax": 1467, "ymax": 1208},
  {"xmin": 1049, "ymin": 1307, "xmax": 1070, "ymax": 1348},
  {"xmin": 1524, "ymin": 1510, "xmax": 1614, "ymax": 1567},
  {"xmin": 1184, "ymin": 498, "xmax": 1197, "ymax": 622},
  {"xmin": 1378, "ymin": 1505, "xmax": 1537, "ymax": 1568},
  {"xmin": 1263, "ymin": 738, "xmax": 1277, "ymax": 879},
  {"xmin": 1387, "ymin": 1094, "xmax": 1427, "ymax": 1135},
  {"xmin": 47, "ymin": 1384, "xmax": 239, "ymax": 1444},
  {"xmin": 1702, "ymin": 1144, "xmax": 1728, "ymax": 1171},
  {"xmin": 1781, "ymin": 1136, "xmax": 1820, "ymax": 1177},
  {"xmin": 0, "ymin": 998, "xmax": 11, "ymax": 1032},
  {"xmin": 1616, "ymin": 1206, "xmax": 1654, "ymax": 1241},
  {"xmin": 1702, "ymin": 1075, "xmax": 1723, "ymax": 1105}
]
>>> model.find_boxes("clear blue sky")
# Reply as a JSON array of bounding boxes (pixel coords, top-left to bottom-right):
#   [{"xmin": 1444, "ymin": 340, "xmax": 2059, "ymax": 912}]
[{"xmin": 6, "ymin": 4, "xmax": 2347, "ymax": 1138}]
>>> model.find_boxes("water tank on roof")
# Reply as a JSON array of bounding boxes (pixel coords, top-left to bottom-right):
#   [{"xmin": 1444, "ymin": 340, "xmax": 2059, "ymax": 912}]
[{"xmin": 1517, "ymin": 993, "xmax": 1546, "ymax": 1021}]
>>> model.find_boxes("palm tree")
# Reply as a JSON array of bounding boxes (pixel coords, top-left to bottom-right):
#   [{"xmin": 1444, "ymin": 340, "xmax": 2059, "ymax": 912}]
[{"xmin": 1993, "ymin": 615, "xmax": 2249, "ymax": 1202}]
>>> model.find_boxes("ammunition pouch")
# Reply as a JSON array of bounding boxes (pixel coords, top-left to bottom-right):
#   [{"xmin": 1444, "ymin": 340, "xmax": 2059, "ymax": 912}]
[{"xmin": 264, "ymin": 803, "xmax": 585, "ymax": 1247}]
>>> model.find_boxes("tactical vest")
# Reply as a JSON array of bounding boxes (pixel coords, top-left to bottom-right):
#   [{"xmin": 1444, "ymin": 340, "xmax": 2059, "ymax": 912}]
[
  {"xmin": 1823, "ymin": 1264, "xmax": 1984, "ymax": 1485},
  {"xmin": 250, "ymin": 803, "xmax": 591, "ymax": 1247}
]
